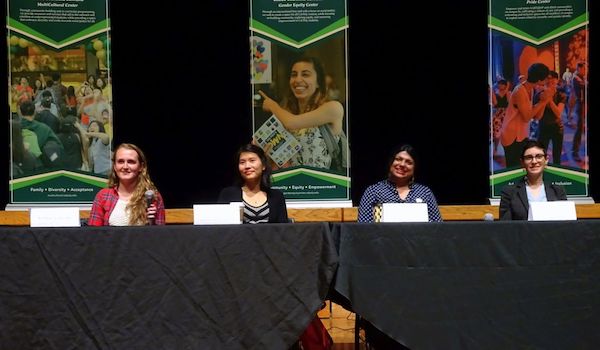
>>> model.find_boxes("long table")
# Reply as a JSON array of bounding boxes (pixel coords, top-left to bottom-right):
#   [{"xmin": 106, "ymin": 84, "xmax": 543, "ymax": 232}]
[
  {"xmin": 333, "ymin": 221, "xmax": 600, "ymax": 350},
  {"xmin": 2, "ymin": 204, "xmax": 600, "ymax": 225},
  {"xmin": 0, "ymin": 223, "xmax": 337, "ymax": 349},
  {"xmin": 2, "ymin": 221, "xmax": 599, "ymax": 350}
]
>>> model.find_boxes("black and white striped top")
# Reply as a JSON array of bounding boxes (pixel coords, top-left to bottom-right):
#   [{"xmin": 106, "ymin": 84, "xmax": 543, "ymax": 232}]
[{"xmin": 243, "ymin": 200, "xmax": 270, "ymax": 224}]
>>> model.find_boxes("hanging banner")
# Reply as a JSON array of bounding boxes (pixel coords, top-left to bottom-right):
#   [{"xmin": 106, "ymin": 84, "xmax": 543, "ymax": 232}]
[
  {"xmin": 250, "ymin": 0, "xmax": 350, "ymax": 203},
  {"xmin": 488, "ymin": 0, "xmax": 589, "ymax": 200},
  {"xmin": 7, "ymin": 0, "xmax": 112, "ymax": 205}
]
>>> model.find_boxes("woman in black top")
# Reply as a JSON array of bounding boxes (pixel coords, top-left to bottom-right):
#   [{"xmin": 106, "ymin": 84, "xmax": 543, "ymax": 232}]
[
  {"xmin": 218, "ymin": 144, "xmax": 288, "ymax": 223},
  {"xmin": 499, "ymin": 139, "xmax": 567, "ymax": 220}
]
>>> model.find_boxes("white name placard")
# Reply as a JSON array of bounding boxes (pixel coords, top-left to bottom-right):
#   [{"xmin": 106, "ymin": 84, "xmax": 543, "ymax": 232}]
[
  {"xmin": 193, "ymin": 203, "xmax": 243, "ymax": 225},
  {"xmin": 528, "ymin": 201, "xmax": 577, "ymax": 221},
  {"xmin": 30, "ymin": 207, "xmax": 81, "ymax": 227},
  {"xmin": 382, "ymin": 202, "xmax": 429, "ymax": 223}
]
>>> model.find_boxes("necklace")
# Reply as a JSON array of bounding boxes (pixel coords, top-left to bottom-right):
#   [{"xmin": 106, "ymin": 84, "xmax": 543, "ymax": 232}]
[{"xmin": 242, "ymin": 187, "xmax": 265, "ymax": 206}]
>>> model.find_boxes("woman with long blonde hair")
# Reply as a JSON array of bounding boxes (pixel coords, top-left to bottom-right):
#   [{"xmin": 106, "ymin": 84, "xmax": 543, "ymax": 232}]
[{"xmin": 88, "ymin": 143, "xmax": 165, "ymax": 226}]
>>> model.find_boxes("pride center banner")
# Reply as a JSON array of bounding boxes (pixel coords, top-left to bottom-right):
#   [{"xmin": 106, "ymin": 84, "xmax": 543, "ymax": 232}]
[
  {"xmin": 488, "ymin": 0, "xmax": 590, "ymax": 201},
  {"xmin": 250, "ymin": 0, "xmax": 350, "ymax": 204}
]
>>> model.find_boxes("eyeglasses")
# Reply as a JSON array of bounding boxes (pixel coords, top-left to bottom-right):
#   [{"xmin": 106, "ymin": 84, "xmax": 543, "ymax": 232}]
[{"xmin": 522, "ymin": 154, "xmax": 546, "ymax": 162}]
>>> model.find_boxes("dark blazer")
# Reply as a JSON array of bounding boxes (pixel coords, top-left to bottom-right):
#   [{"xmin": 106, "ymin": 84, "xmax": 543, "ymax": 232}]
[
  {"xmin": 499, "ymin": 178, "xmax": 567, "ymax": 220},
  {"xmin": 217, "ymin": 186, "xmax": 289, "ymax": 223}
]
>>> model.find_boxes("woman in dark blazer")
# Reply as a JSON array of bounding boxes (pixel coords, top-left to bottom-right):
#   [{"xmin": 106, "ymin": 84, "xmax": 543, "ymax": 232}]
[
  {"xmin": 500, "ymin": 140, "xmax": 567, "ymax": 220},
  {"xmin": 218, "ymin": 144, "xmax": 288, "ymax": 223}
]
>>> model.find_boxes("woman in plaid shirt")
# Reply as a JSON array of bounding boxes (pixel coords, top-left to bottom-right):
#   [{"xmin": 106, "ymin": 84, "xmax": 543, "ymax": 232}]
[{"xmin": 88, "ymin": 143, "xmax": 165, "ymax": 226}]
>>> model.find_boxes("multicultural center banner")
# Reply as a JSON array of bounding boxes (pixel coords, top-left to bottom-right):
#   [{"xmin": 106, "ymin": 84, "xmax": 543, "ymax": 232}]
[
  {"xmin": 488, "ymin": 0, "xmax": 589, "ymax": 200},
  {"xmin": 250, "ymin": 0, "xmax": 350, "ymax": 203},
  {"xmin": 7, "ymin": 0, "xmax": 112, "ymax": 205}
]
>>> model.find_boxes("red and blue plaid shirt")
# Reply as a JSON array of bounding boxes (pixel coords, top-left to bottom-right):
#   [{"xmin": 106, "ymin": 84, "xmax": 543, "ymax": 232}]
[{"xmin": 88, "ymin": 187, "xmax": 166, "ymax": 226}]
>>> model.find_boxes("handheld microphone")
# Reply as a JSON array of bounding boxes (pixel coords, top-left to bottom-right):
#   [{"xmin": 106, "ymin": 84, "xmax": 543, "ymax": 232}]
[
  {"xmin": 144, "ymin": 190, "xmax": 155, "ymax": 225},
  {"xmin": 483, "ymin": 212, "xmax": 494, "ymax": 221}
]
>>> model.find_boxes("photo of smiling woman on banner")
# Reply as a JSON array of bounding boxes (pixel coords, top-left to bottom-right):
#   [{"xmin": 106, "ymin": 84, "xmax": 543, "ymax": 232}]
[{"xmin": 258, "ymin": 56, "xmax": 345, "ymax": 171}]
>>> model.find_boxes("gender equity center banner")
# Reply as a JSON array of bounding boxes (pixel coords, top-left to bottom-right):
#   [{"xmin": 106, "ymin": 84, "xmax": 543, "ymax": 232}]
[
  {"xmin": 488, "ymin": 0, "xmax": 589, "ymax": 201},
  {"xmin": 250, "ymin": 0, "xmax": 350, "ymax": 203},
  {"xmin": 7, "ymin": 0, "xmax": 112, "ymax": 206}
]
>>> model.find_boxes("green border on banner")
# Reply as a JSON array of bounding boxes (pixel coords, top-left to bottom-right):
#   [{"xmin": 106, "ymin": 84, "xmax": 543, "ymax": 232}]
[
  {"xmin": 272, "ymin": 167, "xmax": 350, "ymax": 201},
  {"xmin": 9, "ymin": 171, "xmax": 108, "ymax": 203},
  {"xmin": 491, "ymin": 166, "xmax": 589, "ymax": 198},
  {"xmin": 273, "ymin": 167, "xmax": 350, "ymax": 187},
  {"xmin": 489, "ymin": 14, "xmax": 588, "ymax": 45},
  {"xmin": 10, "ymin": 171, "xmax": 108, "ymax": 190},
  {"xmin": 8, "ymin": 19, "xmax": 110, "ymax": 49},
  {"xmin": 250, "ymin": 17, "xmax": 348, "ymax": 48}
]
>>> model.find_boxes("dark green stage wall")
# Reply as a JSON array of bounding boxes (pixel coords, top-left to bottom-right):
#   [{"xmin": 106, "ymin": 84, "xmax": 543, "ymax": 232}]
[{"xmin": 1, "ymin": 2, "xmax": 597, "ymax": 208}]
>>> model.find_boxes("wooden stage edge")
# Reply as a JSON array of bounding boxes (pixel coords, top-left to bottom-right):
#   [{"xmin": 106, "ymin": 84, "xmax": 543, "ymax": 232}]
[{"xmin": 1, "ymin": 204, "xmax": 600, "ymax": 226}]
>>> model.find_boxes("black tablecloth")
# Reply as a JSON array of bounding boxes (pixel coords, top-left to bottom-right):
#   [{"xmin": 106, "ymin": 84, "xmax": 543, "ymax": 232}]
[
  {"xmin": 0, "ymin": 223, "xmax": 338, "ymax": 350},
  {"xmin": 333, "ymin": 221, "xmax": 600, "ymax": 350}
]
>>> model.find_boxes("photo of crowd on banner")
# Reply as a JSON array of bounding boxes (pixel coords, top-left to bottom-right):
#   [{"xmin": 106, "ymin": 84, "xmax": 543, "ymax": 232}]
[
  {"xmin": 251, "ymin": 35, "xmax": 349, "ymax": 175},
  {"xmin": 489, "ymin": 29, "xmax": 588, "ymax": 172},
  {"xmin": 8, "ymin": 34, "xmax": 113, "ymax": 178}
]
